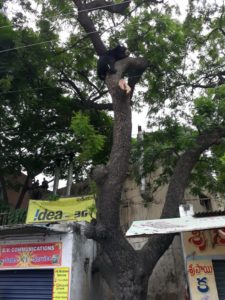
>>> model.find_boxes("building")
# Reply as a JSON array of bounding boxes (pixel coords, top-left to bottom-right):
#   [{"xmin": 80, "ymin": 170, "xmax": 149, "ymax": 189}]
[{"xmin": 0, "ymin": 222, "xmax": 105, "ymax": 300}]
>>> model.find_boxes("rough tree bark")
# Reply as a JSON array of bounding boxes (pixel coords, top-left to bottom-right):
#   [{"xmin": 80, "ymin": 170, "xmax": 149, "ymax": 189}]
[
  {"xmin": 0, "ymin": 176, "xmax": 9, "ymax": 204},
  {"xmin": 15, "ymin": 174, "xmax": 30, "ymax": 209},
  {"xmin": 71, "ymin": 0, "xmax": 225, "ymax": 299}
]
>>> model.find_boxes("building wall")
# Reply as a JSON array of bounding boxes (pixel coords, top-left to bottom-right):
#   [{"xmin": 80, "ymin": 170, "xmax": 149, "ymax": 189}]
[{"xmin": 70, "ymin": 229, "xmax": 97, "ymax": 300}]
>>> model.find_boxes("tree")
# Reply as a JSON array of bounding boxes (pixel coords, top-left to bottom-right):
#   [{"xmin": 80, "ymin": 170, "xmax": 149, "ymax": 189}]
[
  {"xmin": 70, "ymin": 1, "xmax": 225, "ymax": 299},
  {"xmin": 2, "ymin": 0, "xmax": 225, "ymax": 299},
  {"xmin": 0, "ymin": 11, "xmax": 113, "ymax": 206}
]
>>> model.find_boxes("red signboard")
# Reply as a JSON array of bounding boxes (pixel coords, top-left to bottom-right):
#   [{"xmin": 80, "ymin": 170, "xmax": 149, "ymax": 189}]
[{"xmin": 0, "ymin": 242, "xmax": 62, "ymax": 268}]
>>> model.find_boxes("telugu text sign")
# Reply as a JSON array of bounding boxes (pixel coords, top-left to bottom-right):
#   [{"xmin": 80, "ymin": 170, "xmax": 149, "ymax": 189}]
[
  {"xmin": 187, "ymin": 260, "xmax": 219, "ymax": 300},
  {"xmin": 0, "ymin": 242, "xmax": 62, "ymax": 268}
]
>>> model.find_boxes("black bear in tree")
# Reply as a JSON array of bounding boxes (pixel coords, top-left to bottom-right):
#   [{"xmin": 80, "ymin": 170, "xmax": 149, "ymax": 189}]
[{"xmin": 97, "ymin": 44, "xmax": 130, "ymax": 80}]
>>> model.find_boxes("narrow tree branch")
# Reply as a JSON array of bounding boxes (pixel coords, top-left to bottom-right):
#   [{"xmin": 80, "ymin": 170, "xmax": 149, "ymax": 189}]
[
  {"xmin": 59, "ymin": 70, "xmax": 86, "ymax": 101},
  {"xmin": 90, "ymin": 91, "xmax": 108, "ymax": 102},
  {"xmin": 73, "ymin": 98, "xmax": 113, "ymax": 110}
]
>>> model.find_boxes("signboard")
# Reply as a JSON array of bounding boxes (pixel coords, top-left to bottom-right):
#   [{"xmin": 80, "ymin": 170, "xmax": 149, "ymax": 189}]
[
  {"xmin": 187, "ymin": 260, "xmax": 219, "ymax": 300},
  {"xmin": 52, "ymin": 267, "xmax": 70, "ymax": 300},
  {"xmin": 26, "ymin": 196, "xmax": 95, "ymax": 224},
  {"xmin": 0, "ymin": 242, "xmax": 62, "ymax": 268},
  {"xmin": 182, "ymin": 229, "xmax": 225, "ymax": 257},
  {"xmin": 126, "ymin": 215, "xmax": 225, "ymax": 237}
]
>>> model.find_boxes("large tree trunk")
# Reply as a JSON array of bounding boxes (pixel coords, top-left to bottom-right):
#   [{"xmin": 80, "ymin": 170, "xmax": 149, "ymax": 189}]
[
  {"xmin": 53, "ymin": 160, "xmax": 61, "ymax": 196},
  {"xmin": 0, "ymin": 176, "xmax": 9, "ymax": 204},
  {"xmin": 92, "ymin": 231, "xmax": 150, "ymax": 300},
  {"xmin": 66, "ymin": 159, "xmax": 73, "ymax": 197},
  {"xmin": 15, "ymin": 174, "xmax": 30, "ymax": 209},
  {"xmin": 112, "ymin": 274, "xmax": 149, "ymax": 300},
  {"xmin": 85, "ymin": 63, "xmax": 150, "ymax": 298}
]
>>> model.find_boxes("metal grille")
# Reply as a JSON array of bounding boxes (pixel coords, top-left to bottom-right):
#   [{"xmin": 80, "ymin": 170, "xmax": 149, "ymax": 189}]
[
  {"xmin": 0, "ymin": 269, "xmax": 53, "ymax": 300},
  {"xmin": 213, "ymin": 260, "xmax": 225, "ymax": 300}
]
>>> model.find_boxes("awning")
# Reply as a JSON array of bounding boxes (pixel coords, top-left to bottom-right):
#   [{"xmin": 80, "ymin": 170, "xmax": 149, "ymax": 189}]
[
  {"xmin": 0, "ymin": 223, "xmax": 70, "ymax": 236},
  {"xmin": 126, "ymin": 215, "xmax": 225, "ymax": 237}
]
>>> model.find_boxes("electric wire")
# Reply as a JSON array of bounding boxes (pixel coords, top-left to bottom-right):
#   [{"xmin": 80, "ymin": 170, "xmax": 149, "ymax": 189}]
[
  {"xmin": 0, "ymin": 0, "xmax": 173, "ymax": 55},
  {"xmin": 0, "ymin": 19, "xmax": 131, "ymax": 54},
  {"xmin": 0, "ymin": 38, "xmax": 58, "ymax": 54},
  {"xmin": 0, "ymin": 0, "xmax": 132, "ymax": 30},
  {"xmin": 0, "ymin": 86, "xmax": 59, "ymax": 96},
  {"xmin": 0, "ymin": 26, "xmax": 115, "ymax": 54}
]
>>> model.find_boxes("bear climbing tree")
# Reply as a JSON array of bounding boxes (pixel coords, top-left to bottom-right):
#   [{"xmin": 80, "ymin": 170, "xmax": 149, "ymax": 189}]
[{"xmin": 97, "ymin": 44, "xmax": 130, "ymax": 80}]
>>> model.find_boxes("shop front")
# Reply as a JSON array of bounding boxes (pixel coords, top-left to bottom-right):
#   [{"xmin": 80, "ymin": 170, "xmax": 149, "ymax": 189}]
[
  {"xmin": 182, "ymin": 228, "xmax": 225, "ymax": 300},
  {"xmin": 0, "ymin": 223, "xmax": 96, "ymax": 300}
]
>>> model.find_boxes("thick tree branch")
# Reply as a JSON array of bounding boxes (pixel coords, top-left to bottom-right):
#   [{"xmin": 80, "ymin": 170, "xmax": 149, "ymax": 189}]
[
  {"xmin": 140, "ymin": 126, "xmax": 225, "ymax": 272},
  {"xmin": 73, "ymin": 0, "xmax": 106, "ymax": 55},
  {"xmin": 73, "ymin": 98, "xmax": 113, "ymax": 110}
]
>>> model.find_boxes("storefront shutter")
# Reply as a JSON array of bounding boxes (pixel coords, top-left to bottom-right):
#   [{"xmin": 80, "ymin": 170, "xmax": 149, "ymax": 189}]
[
  {"xmin": 213, "ymin": 260, "xmax": 225, "ymax": 299},
  {"xmin": 0, "ymin": 269, "xmax": 53, "ymax": 300}
]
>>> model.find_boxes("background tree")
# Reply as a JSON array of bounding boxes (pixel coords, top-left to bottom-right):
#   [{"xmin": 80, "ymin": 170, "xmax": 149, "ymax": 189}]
[
  {"xmin": 2, "ymin": 0, "xmax": 225, "ymax": 299},
  {"xmin": 0, "ymin": 11, "xmax": 113, "ymax": 206}
]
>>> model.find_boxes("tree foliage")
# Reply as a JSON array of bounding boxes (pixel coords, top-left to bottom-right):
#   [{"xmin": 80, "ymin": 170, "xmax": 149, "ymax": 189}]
[{"xmin": 0, "ymin": 10, "xmax": 112, "ymax": 205}]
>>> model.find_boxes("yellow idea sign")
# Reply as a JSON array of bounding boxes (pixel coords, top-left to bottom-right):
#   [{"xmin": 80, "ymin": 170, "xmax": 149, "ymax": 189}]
[{"xmin": 26, "ymin": 196, "xmax": 95, "ymax": 224}]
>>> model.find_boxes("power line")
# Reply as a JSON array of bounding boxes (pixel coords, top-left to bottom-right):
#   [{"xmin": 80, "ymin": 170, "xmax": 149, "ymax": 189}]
[
  {"xmin": 0, "ymin": 6, "xmax": 184, "ymax": 55},
  {"xmin": 0, "ymin": 0, "xmax": 131, "ymax": 30},
  {"xmin": 77, "ymin": 0, "xmax": 131, "ymax": 13},
  {"xmin": 0, "ymin": 27, "xmax": 102, "ymax": 54},
  {"xmin": 0, "ymin": 38, "xmax": 57, "ymax": 54},
  {"xmin": 0, "ymin": 86, "xmax": 59, "ymax": 96},
  {"xmin": 0, "ymin": 0, "xmax": 159, "ymax": 55},
  {"xmin": 0, "ymin": 128, "xmax": 72, "ymax": 134},
  {"xmin": 0, "ymin": 24, "xmax": 13, "ymax": 29}
]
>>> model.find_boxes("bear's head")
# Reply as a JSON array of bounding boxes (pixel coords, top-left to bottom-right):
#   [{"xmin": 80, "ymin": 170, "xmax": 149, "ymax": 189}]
[{"xmin": 113, "ymin": 45, "xmax": 130, "ymax": 60}]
